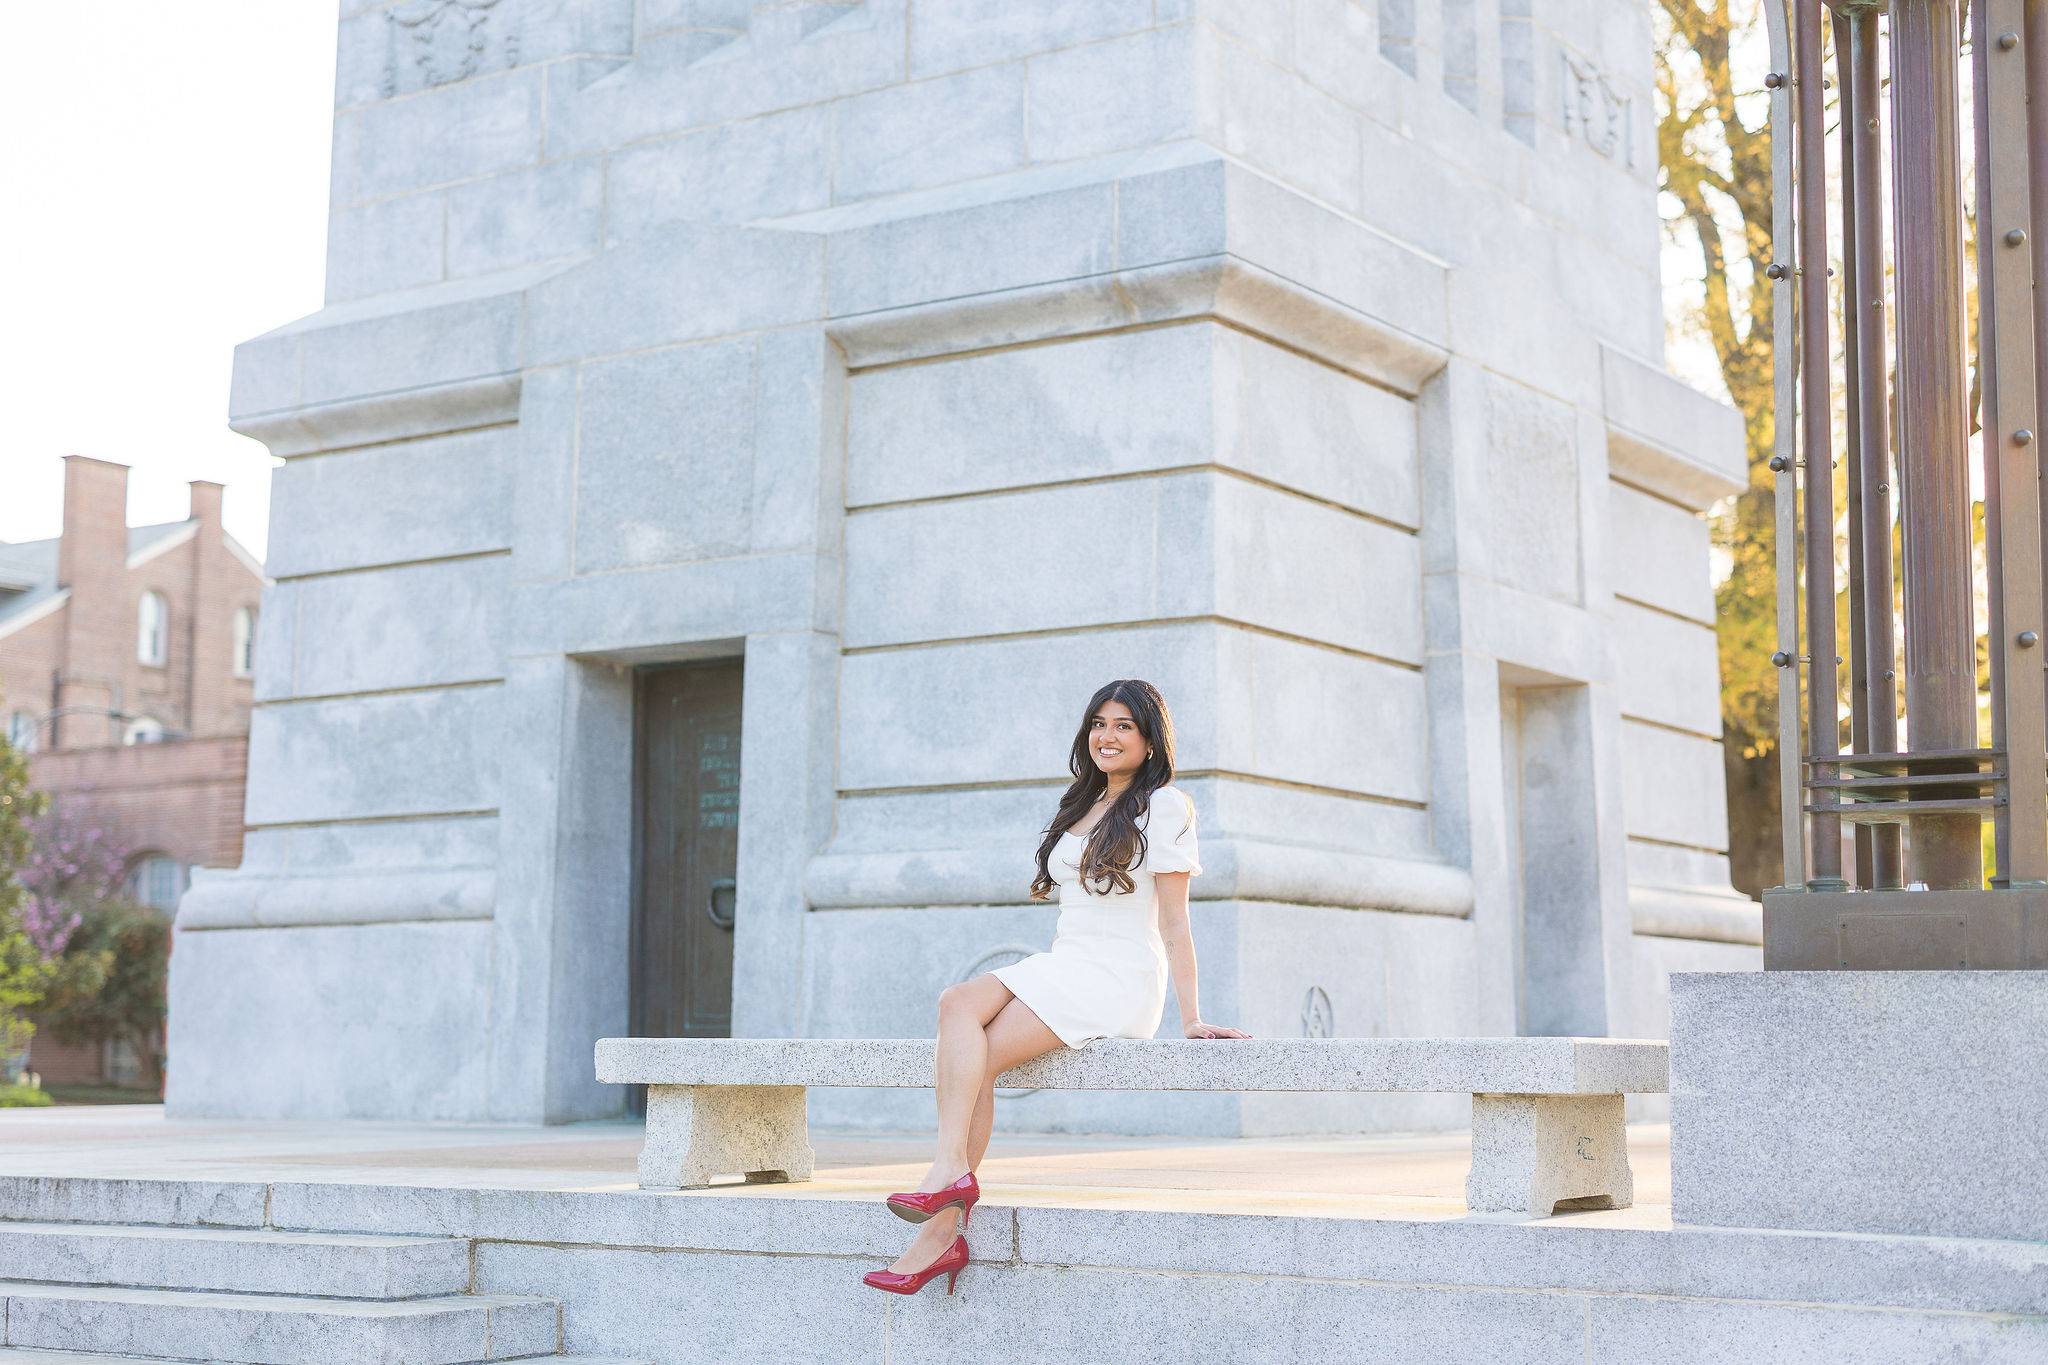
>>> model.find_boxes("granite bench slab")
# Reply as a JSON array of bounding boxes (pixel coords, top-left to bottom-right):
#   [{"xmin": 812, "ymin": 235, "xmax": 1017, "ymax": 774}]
[
  {"xmin": 595, "ymin": 1036, "xmax": 1669, "ymax": 1219},
  {"xmin": 595, "ymin": 1036, "xmax": 1667, "ymax": 1094}
]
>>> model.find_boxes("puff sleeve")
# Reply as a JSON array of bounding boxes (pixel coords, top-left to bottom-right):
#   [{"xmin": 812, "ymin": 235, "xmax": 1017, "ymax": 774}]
[{"xmin": 1143, "ymin": 787, "xmax": 1201, "ymax": 876}]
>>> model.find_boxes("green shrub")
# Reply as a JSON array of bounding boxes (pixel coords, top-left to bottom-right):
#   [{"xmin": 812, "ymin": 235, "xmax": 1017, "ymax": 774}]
[
  {"xmin": 0, "ymin": 1084, "xmax": 52, "ymax": 1108},
  {"xmin": 0, "ymin": 729, "xmax": 54, "ymax": 1059},
  {"xmin": 38, "ymin": 898, "xmax": 167, "ymax": 1093}
]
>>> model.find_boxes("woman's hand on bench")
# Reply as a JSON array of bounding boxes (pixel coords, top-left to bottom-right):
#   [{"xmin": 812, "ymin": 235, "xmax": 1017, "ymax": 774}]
[{"xmin": 1183, "ymin": 1020, "xmax": 1251, "ymax": 1039}]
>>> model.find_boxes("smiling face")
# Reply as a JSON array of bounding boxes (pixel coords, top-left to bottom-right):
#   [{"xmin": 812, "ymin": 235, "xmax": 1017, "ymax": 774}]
[{"xmin": 1088, "ymin": 700, "xmax": 1148, "ymax": 781}]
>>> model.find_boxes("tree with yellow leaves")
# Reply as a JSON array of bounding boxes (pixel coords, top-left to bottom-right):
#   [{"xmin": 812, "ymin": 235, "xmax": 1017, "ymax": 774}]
[{"xmin": 1656, "ymin": 0, "xmax": 1781, "ymax": 894}]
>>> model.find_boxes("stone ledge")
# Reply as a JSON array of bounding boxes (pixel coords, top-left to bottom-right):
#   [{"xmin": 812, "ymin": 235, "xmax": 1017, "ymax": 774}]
[
  {"xmin": 231, "ymin": 373, "xmax": 521, "ymax": 460},
  {"xmin": 803, "ymin": 838, "xmax": 1474, "ymax": 916},
  {"xmin": 1629, "ymin": 883, "xmax": 1762, "ymax": 945},
  {"xmin": 0, "ymin": 1222, "xmax": 470, "ymax": 1300},
  {"xmin": 1601, "ymin": 344, "xmax": 1747, "ymax": 511},
  {"xmin": 176, "ymin": 867, "xmax": 496, "ymax": 931},
  {"xmin": 234, "ymin": 152, "xmax": 1455, "ymax": 450},
  {"xmin": 12, "ymin": 1176, "xmax": 2047, "ymax": 1320},
  {"xmin": 229, "ymin": 260, "xmax": 574, "ymax": 425},
  {"xmin": 0, "ymin": 1281, "xmax": 560, "ymax": 1365},
  {"xmin": 593, "ymin": 1036, "xmax": 1669, "ymax": 1094},
  {"xmin": 826, "ymin": 254, "xmax": 1449, "ymax": 396}
]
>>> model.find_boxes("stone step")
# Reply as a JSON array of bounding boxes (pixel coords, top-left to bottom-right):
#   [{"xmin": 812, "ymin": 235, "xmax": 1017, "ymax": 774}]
[
  {"xmin": 0, "ymin": 1222, "xmax": 470, "ymax": 1299},
  {"xmin": 0, "ymin": 1282, "xmax": 559, "ymax": 1365}
]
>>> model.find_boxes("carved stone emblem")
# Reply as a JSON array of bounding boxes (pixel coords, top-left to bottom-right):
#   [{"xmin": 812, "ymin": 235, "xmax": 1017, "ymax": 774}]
[
  {"xmin": 1561, "ymin": 53, "xmax": 1634, "ymax": 166},
  {"xmin": 385, "ymin": 0, "xmax": 517, "ymax": 97},
  {"xmin": 1300, "ymin": 986, "xmax": 1335, "ymax": 1039}
]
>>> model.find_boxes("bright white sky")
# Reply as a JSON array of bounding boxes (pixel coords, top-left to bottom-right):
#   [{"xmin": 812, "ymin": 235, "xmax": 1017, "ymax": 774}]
[{"xmin": 0, "ymin": 3, "xmax": 337, "ymax": 564}]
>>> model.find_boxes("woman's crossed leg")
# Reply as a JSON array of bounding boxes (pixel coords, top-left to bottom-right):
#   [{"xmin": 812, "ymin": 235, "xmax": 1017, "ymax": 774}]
[{"xmin": 888, "ymin": 974, "xmax": 1061, "ymax": 1274}]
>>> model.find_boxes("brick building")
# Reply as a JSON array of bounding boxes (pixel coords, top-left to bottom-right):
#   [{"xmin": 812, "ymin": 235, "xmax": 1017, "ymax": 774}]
[{"xmin": 0, "ymin": 455, "xmax": 265, "ymax": 1085}]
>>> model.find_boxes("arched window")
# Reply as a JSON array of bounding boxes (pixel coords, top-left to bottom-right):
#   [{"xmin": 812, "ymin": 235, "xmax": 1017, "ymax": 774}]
[
  {"xmin": 6, "ymin": 711, "xmax": 36, "ymax": 753},
  {"xmin": 126, "ymin": 854, "xmax": 186, "ymax": 910},
  {"xmin": 232, "ymin": 606, "xmax": 257, "ymax": 679},
  {"xmin": 123, "ymin": 715, "xmax": 166, "ymax": 745},
  {"xmin": 137, "ymin": 590, "xmax": 167, "ymax": 666}
]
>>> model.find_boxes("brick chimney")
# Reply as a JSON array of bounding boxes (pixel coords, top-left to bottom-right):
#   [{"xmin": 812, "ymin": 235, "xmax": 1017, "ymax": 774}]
[
  {"xmin": 57, "ymin": 457, "xmax": 129, "ymax": 591},
  {"xmin": 55, "ymin": 456, "xmax": 131, "ymax": 748},
  {"xmin": 188, "ymin": 480, "xmax": 224, "ymax": 528},
  {"xmin": 186, "ymin": 480, "xmax": 228, "ymax": 739}
]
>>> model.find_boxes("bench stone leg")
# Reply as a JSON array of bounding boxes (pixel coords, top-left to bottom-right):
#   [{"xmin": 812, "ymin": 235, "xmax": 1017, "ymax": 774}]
[
  {"xmin": 1465, "ymin": 1093, "xmax": 1633, "ymax": 1218},
  {"xmin": 639, "ymin": 1085, "xmax": 816, "ymax": 1191}
]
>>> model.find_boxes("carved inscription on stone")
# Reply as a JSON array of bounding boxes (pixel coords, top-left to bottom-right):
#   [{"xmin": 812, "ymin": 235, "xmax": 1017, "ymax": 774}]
[
  {"xmin": 1560, "ymin": 52, "xmax": 1634, "ymax": 166},
  {"xmin": 385, "ymin": 0, "xmax": 518, "ymax": 97}
]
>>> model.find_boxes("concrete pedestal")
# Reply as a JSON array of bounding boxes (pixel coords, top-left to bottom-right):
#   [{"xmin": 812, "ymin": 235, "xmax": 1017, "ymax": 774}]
[
  {"xmin": 1670, "ymin": 971, "xmax": 2048, "ymax": 1242},
  {"xmin": 638, "ymin": 1084, "xmax": 814, "ymax": 1190},
  {"xmin": 1465, "ymin": 1093, "xmax": 1633, "ymax": 1217}
]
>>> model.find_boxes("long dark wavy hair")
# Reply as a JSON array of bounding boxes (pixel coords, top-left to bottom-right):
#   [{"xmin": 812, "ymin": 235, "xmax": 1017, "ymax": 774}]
[{"xmin": 1029, "ymin": 680, "xmax": 1177, "ymax": 899}]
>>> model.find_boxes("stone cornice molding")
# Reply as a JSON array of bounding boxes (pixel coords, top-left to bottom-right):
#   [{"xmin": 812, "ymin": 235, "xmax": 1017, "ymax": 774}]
[
  {"xmin": 825, "ymin": 254, "xmax": 1451, "ymax": 396},
  {"xmin": 1600, "ymin": 344, "xmax": 1748, "ymax": 511},
  {"xmin": 805, "ymin": 837, "xmax": 1475, "ymax": 918},
  {"xmin": 231, "ymin": 372, "xmax": 522, "ymax": 460},
  {"xmin": 177, "ymin": 866, "xmax": 495, "ymax": 930},
  {"xmin": 1627, "ymin": 882, "xmax": 1762, "ymax": 945},
  {"xmin": 227, "ymin": 248, "xmax": 1443, "ymax": 462},
  {"xmin": 230, "ymin": 155, "xmax": 1457, "ymax": 458}
]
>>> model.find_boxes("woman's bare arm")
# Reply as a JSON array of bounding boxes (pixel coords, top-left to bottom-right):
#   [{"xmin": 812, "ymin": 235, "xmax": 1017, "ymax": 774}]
[{"xmin": 1154, "ymin": 872, "xmax": 1251, "ymax": 1039}]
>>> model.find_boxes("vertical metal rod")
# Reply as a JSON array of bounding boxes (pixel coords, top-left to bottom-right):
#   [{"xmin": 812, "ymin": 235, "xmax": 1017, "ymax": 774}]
[
  {"xmin": 1837, "ymin": 10, "xmax": 1873, "ymax": 891},
  {"xmin": 1798, "ymin": 0, "xmax": 1844, "ymax": 889},
  {"xmin": 1987, "ymin": 0, "xmax": 2048, "ymax": 883},
  {"xmin": 1976, "ymin": 0, "xmax": 2013, "ymax": 885},
  {"xmin": 2029, "ymin": 0, "xmax": 2048, "ymax": 747},
  {"xmin": 1768, "ymin": 0, "xmax": 1805, "ymax": 889},
  {"xmin": 1890, "ymin": 0, "xmax": 1982, "ymax": 887},
  {"xmin": 1850, "ymin": 11, "xmax": 1903, "ymax": 887}
]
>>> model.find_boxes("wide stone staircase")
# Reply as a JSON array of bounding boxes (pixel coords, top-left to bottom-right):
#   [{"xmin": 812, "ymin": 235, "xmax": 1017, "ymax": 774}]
[{"xmin": 0, "ymin": 1220, "xmax": 647, "ymax": 1365}]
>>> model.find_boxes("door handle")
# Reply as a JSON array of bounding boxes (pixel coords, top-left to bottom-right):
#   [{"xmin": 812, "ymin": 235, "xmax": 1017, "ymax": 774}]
[{"xmin": 707, "ymin": 878, "xmax": 736, "ymax": 929}]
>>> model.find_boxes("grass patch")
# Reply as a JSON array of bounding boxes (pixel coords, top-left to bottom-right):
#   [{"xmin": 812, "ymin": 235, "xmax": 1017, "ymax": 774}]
[
  {"xmin": 0, "ymin": 1085, "xmax": 55, "ymax": 1108},
  {"xmin": 42, "ymin": 1083, "xmax": 158, "ymax": 1106}
]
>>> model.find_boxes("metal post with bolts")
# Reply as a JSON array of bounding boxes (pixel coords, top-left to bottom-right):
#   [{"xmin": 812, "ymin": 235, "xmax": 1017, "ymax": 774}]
[
  {"xmin": 1796, "ymin": 0, "xmax": 1846, "ymax": 891},
  {"xmin": 1847, "ymin": 4, "xmax": 1903, "ymax": 889},
  {"xmin": 1891, "ymin": 0, "xmax": 1982, "ymax": 889}
]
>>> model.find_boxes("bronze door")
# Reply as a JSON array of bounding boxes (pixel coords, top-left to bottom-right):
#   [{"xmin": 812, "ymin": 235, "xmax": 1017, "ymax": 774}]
[{"xmin": 632, "ymin": 660, "xmax": 742, "ymax": 1040}]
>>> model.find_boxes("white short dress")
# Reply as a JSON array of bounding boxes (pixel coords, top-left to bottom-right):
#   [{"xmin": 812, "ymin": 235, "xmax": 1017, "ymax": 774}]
[{"xmin": 993, "ymin": 786, "xmax": 1201, "ymax": 1049}]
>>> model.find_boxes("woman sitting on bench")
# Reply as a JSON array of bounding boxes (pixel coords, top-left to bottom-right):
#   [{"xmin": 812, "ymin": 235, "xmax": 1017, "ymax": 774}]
[{"xmin": 863, "ymin": 678, "xmax": 1250, "ymax": 1297}]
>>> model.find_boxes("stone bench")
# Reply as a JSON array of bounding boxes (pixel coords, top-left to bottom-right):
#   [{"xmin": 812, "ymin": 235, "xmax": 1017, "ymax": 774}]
[{"xmin": 594, "ymin": 1036, "xmax": 1669, "ymax": 1218}]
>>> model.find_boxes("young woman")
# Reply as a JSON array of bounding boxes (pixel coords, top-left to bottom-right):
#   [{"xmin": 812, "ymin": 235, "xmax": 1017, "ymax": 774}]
[{"xmin": 862, "ymin": 678, "xmax": 1250, "ymax": 1296}]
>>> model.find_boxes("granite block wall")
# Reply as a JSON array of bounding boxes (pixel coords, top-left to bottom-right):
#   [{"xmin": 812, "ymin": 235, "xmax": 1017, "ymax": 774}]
[{"xmin": 173, "ymin": 0, "xmax": 1753, "ymax": 1125}]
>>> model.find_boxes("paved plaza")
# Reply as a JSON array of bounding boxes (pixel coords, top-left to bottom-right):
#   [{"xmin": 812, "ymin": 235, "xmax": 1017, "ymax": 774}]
[
  {"xmin": 11, "ymin": 1097, "xmax": 2039, "ymax": 1360},
  {"xmin": 0, "ymin": 1104, "xmax": 1671, "ymax": 1228}
]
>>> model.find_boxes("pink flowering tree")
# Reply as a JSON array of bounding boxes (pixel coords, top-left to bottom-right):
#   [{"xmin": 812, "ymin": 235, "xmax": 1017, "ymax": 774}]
[
  {"xmin": 18, "ymin": 799, "xmax": 136, "ymax": 958},
  {"xmin": 20, "ymin": 797, "xmax": 168, "ymax": 1092}
]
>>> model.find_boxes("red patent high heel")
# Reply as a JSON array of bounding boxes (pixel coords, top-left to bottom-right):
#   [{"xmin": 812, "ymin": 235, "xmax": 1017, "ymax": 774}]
[
  {"xmin": 863, "ymin": 1235, "xmax": 969, "ymax": 1296},
  {"xmin": 885, "ymin": 1171, "xmax": 980, "ymax": 1227}
]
